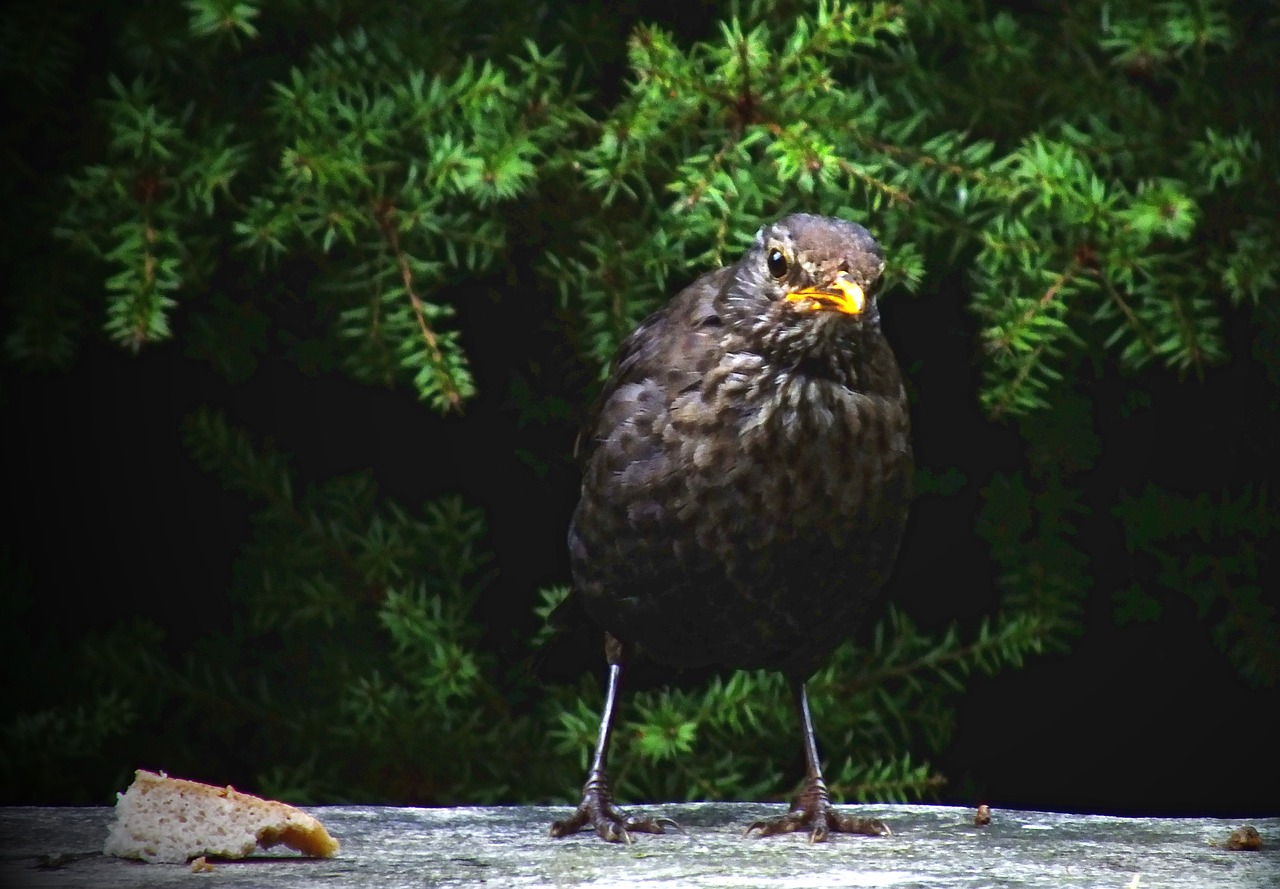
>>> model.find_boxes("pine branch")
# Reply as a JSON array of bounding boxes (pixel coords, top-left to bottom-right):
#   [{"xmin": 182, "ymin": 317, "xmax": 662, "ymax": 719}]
[{"xmin": 371, "ymin": 199, "xmax": 464, "ymax": 411}]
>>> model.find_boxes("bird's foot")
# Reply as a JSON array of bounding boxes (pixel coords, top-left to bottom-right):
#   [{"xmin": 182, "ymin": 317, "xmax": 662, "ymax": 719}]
[
  {"xmin": 550, "ymin": 772, "xmax": 679, "ymax": 843},
  {"xmin": 746, "ymin": 780, "xmax": 890, "ymax": 843}
]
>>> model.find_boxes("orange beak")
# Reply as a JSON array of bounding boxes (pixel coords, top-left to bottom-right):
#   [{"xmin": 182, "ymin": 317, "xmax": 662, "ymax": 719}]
[{"xmin": 783, "ymin": 271, "xmax": 866, "ymax": 315}]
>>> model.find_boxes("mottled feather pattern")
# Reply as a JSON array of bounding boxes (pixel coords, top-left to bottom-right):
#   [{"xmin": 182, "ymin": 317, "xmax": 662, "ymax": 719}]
[{"xmin": 569, "ymin": 215, "xmax": 911, "ymax": 679}]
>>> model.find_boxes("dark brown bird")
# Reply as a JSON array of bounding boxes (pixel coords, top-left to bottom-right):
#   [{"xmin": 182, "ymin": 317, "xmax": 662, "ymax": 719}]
[{"xmin": 551, "ymin": 213, "xmax": 912, "ymax": 843}]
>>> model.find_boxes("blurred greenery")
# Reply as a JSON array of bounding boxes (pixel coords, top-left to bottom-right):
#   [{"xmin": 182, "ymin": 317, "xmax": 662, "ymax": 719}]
[{"xmin": 1, "ymin": 0, "xmax": 1275, "ymax": 811}]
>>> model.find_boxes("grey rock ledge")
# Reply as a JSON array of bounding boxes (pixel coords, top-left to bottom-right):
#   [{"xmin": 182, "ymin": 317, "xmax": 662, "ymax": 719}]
[{"xmin": 2, "ymin": 802, "xmax": 1278, "ymax": 888}]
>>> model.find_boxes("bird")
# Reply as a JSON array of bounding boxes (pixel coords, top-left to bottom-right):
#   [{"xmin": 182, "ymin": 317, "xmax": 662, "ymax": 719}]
[{"xmin": 549, "ymin": 213, "xmax": 912, "ymax": 843}]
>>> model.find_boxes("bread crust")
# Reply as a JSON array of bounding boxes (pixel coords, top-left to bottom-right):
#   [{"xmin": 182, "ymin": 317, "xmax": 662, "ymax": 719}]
[{"xmin": 104, "ymin": 769, "xmax": 339, "ymax": 863}]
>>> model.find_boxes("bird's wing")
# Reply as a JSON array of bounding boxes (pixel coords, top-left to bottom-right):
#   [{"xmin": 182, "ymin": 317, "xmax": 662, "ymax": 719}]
[{"xmin": 574, "ymin": 266, "xmax": 731, "ymax": 465}]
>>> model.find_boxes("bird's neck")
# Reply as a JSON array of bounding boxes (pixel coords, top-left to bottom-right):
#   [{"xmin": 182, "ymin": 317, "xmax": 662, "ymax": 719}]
[{"xmin": 749, "ymin": 310, "xmax": 885, "ymax": 393}]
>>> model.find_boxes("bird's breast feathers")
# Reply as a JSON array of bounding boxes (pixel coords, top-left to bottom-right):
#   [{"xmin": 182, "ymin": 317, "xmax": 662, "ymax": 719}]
[{"xmin": 652, "ymin": 353, "xmax": 909, "ymax": 515}]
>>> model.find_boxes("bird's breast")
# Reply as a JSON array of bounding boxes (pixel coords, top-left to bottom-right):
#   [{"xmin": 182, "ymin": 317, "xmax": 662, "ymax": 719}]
[
  {"xmin": 669, "ymin": 355, "xmax": 909, "ymax": 518},
  {"xmin": 571, "ymin": 342, "xmax": 911, "ymax": 673}
]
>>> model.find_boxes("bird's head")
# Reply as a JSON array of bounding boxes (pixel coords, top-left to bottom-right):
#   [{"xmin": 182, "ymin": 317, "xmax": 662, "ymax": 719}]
[{"xmin": 727, "ymin": 214, "xmax": 886, "ymax": 331}]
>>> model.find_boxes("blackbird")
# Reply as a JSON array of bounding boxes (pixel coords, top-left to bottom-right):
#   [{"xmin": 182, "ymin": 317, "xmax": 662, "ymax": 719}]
[{"xmin": 551, "ymin": 213, "xmax": 912, "ymax": 843}]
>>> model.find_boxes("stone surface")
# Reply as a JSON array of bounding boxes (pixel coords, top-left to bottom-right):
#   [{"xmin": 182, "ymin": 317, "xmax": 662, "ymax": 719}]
[{"xmin": 2, "ymin": 802, "xmax": 1277, "ymax": 888}]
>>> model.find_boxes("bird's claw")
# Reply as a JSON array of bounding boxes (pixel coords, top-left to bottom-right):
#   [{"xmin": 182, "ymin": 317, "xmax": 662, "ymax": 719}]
[
  {"xmin": 550, "ymin": 804, "xmax": 674, "ymax": 843},
  {"xmin": 550, "ymin": 776, "xmax": 678, "ymax": 843},
  {"xmin": 745, "ymin": 801, "xmax": 890, "ymax": 843}
]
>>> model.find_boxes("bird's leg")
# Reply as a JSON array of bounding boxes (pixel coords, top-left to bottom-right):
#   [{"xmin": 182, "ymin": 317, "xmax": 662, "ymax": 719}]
[
  {"xmin": 746, "ymin": 678, "xmax": 891, "ymax": 843},
  {"xmin": 550, "ymin": 634, "xmax": 678, "ymax": 843}
]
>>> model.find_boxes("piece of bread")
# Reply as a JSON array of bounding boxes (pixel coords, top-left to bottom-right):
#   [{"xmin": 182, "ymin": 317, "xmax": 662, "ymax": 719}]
[{"xmin": 103, "ymin": 769, "xmax": 339, "ymax": 864}]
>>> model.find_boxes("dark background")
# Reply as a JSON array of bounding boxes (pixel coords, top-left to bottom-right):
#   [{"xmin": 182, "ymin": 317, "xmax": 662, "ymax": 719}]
[
  {"xmin": 5, "ymin": 262, "xmax": 1276, "ymax": 818},
  {"xmin": 3, "ymin": 0, "xmax": 1277, "ymax": 818}
]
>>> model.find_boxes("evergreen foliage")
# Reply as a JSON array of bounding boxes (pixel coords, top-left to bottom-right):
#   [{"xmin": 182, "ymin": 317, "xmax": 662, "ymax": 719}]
[{"xmin": 2, "ymin": 0, "xmax": 1276, "ymax": 806}]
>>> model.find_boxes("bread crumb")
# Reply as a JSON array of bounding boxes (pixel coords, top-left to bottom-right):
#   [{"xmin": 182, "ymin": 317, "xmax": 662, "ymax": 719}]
[{"xmin": 1225, "ymin": 825, "xmax": 1262, "ymax": 851}]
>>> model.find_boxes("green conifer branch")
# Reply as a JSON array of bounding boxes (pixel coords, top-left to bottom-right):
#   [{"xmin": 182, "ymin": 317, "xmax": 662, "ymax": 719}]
[
  {"xmin": 372, "ymin": 200, "xmax": 465, "ymax": 412},
  {"xmin": 7, "ymin": 0, "xmax": 1277, "ymax": 808}
]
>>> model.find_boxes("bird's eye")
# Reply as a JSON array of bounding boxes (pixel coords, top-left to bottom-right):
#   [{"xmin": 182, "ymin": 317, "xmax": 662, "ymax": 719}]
[{"xmin": 767, "ymin": 248, "xmax": 789, "ymax": 279}]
